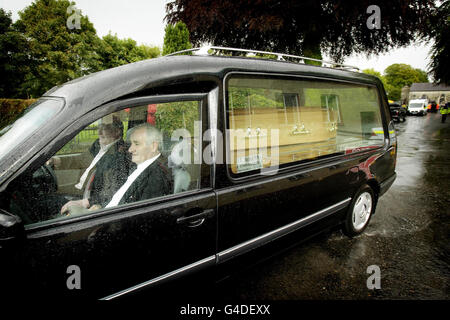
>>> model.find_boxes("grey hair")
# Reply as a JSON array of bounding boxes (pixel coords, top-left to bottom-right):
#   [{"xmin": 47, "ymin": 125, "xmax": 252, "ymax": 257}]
[{"xmin": 127, "ymin": 123, "xmax": 163, "ymax": 149}]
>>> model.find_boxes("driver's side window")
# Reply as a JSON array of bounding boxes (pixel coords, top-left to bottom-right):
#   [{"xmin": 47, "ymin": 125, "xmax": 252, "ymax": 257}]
[{"xmin": 3, "ymin": 100, "xmax": 202, "ymax": 225}]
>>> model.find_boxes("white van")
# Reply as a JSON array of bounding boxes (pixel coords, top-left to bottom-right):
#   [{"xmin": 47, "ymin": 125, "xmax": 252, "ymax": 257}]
[{"xmin": 408, "ymin": 99, "xmax": 428, "ymax": 116}]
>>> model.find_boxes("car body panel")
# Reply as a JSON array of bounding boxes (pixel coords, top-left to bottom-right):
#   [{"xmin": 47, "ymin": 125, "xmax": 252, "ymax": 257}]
[{"xmin": 10, "ymin": 190, "xmax": 217, "ymax": 298}]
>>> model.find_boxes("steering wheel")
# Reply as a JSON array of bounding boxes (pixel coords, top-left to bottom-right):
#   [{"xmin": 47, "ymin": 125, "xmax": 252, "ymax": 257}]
[
  {"xmin": 32, "ymin": 164, "xmax": 58, "ymax": 194},
  {"xmin": 6, "ymin": 164, "xmax": 60, "ymax": 223}
]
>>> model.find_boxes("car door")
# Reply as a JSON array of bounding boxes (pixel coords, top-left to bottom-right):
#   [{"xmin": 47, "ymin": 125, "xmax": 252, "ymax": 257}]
[
  {"xmin": 215, "ymin": 74, "xmax": 348, "ymax": 261},
  {"xmin": 215, "ymin": 74, "xmax": 386, "ymax": 261},
  {"xmin": 0, "ymin": 93, "xmax": 217, "ymax": 299}
]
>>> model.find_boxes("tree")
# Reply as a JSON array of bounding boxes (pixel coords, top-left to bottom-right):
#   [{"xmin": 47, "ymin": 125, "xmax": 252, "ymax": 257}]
[
  {"xmin": 162, "ymin": 21, "xmax": 192, "ymax": 55},
  {"xmin": 2, "ymin": 0, "xmax": 161, "ymax": 98},
  {"xmin": 384, "ymin": 64, "xmax": 428, "ymax": 88},
  {"xmin": 98, "ymin": 33, "xmax": 160, "ymax": 69},
  {"xmin": 427, "ymin": 1, "xmax": 449, "ymax": 84},
  {"xmin": 383, "ymin": 63, "xmax": 429, "ymax": 100},
  {"xmin": 0, "ymin": 9, "xmax": 31, "ymax": 98},
  {"xmin": 14, "ymin": 0, "xmax": 103, "ymax": 97},
  {"xmin": 363, "ymin": 68, "xmax": 387, "ymax": 86},
  {"xmin": 165, "ymin": 0, "xmax": 436, "ymax": 62},
  {"xmin": 138, "ymin": 44, "xmax": 161, "ymax": 60}
]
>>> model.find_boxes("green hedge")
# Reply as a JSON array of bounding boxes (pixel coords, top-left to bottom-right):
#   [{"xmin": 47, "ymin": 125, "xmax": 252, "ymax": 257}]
[
  {"xmin": 0, "ymin": 98, "xmax": 37, "ymax": 130},
  {"xmin": 155, "ymin": 101, "xmax": 199, "ymax": 137}
]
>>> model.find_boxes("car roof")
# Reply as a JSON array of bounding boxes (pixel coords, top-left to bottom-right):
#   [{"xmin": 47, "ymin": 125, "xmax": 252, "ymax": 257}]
[{"xmin": 44, "ymin": 55, "xmax": 380, "ymax": 114}]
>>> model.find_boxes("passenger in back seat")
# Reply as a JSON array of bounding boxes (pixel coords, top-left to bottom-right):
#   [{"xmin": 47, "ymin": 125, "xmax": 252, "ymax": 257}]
[{"xmin": 169, "ymin": 138, "xmax": 191, "ymax": 193}]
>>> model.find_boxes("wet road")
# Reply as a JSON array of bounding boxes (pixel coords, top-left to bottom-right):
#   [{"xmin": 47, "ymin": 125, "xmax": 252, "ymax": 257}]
[{"xmin": 216, "ymin": 112, "xmax": 450, "ymax": 300}]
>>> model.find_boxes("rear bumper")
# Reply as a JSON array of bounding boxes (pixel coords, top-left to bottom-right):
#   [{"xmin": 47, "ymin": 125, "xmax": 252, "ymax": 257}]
[{"xmin": 379, "ymin": 173, "xmax": 396, "ymax": 196}]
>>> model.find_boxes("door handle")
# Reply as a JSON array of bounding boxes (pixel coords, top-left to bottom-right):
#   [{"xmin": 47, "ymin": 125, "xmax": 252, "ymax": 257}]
[{"xmin": 176, "ymin": 209, "xmax": 214, "ymax": 227}]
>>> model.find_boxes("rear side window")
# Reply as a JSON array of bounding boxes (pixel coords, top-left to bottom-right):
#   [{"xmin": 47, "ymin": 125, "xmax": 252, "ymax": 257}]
[{"xmin": 226, "ymin": 75, "xmax": 384, "ymax": 175}]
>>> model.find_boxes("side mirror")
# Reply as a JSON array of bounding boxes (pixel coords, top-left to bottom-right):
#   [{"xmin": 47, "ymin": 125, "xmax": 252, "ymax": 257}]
[{"xmin": 0, "ymin": 209, "xmax": 24, "ymax": 247}]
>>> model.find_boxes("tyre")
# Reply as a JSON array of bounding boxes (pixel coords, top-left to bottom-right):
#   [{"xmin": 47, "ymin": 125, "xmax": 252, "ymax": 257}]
[{"xmin": 343, "ymin": 184, "xmax": 376, "ymax": 237}]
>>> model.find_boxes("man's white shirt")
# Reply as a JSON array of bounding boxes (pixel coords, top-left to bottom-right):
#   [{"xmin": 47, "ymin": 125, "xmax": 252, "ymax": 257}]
[
  {"xmin": 105, "ymin": 153, "xmax": 161, "ymax": 208},
  {"xmin": 75, "ymin": 139, "xmax": 119, "ymax": 190}
]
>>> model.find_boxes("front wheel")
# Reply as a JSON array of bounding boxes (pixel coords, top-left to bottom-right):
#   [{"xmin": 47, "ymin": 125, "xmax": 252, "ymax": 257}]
[{"xmin": 343, "ymin": 185, "xmax": 376, "ymax": 237}]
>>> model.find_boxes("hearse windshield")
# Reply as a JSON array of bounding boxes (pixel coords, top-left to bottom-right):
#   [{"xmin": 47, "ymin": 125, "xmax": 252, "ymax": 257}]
[{"xmin": 0, "ymin": 98, "xmax": 64, "ymax": 162}]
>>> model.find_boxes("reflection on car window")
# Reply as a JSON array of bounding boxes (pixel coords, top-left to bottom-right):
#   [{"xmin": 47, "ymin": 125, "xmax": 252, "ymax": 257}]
[
  {"xmin": 0, "ymin": 98, "xmax": 64, "ymax": 162},
  {"xmin": 1, "ymin": 101, "xmax": 202, "ymax": 225},
  {"xmin": 227, "ymin": 76, "xmax": 384, "ymax": 174}
]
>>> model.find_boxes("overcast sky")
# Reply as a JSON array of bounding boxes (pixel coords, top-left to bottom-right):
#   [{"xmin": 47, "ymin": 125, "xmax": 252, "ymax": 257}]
[{"xmin": 1, "ymin": 0, "xmax": 434, "ymax": 76}]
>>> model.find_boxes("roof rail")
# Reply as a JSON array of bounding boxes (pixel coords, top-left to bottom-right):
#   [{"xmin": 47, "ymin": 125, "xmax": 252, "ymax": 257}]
[{"xmin": 165, "ymin": 46, "xmax": 360, "ymax": 72}]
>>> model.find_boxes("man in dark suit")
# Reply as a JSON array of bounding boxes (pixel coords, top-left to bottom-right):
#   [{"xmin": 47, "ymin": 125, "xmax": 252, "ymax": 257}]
[
  {"xmin": 88, "ymin": 136, "xmax": 130, "ymax": 206},
  {"xmin": 60, "ymin": 122, "xmax": 131, "ymax": 214},
  {"xmin": 103, "ymin": 123, "xmax": 172, "ymax": 208}
]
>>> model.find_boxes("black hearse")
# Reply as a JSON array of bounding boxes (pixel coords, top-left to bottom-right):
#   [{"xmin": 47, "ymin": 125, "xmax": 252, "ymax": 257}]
[{"xmin": 0, "ymin": 47, "xmax": 396, "ymax": 299}]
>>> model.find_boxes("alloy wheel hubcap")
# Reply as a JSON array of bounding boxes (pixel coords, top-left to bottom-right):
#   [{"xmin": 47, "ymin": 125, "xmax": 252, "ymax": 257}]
[{"xmin": 352, "ymin": 192, "xmax": 372, "ymax": 231}]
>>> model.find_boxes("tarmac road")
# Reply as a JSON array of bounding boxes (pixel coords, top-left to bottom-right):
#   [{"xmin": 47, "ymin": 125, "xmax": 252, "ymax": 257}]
[{"xmin": 215, "ymin": 112, "xmax": 450, "ymax": 300}]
